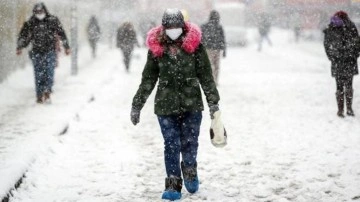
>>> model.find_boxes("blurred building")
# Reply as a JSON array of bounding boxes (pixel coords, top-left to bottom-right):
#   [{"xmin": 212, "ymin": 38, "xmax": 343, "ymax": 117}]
[
  {"xmin": 236, "ymin": 0, "xmax": 352, "ymax": 29},
  {"xmin": 350, "ymin": 0, "xmax": 360, "ymax": 29},
  {"xmin": 279, "ymin": 0, "xmax": 351, "ymax": 29}
]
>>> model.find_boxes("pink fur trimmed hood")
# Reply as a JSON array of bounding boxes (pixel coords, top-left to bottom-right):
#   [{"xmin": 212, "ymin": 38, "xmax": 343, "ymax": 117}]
[{"xmin": 145, "ymin": 22, "xmax": 202, "ymax": 57}]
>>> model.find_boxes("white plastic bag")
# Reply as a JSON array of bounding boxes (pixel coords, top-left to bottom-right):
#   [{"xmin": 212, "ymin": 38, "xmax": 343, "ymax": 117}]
[{"xmin": 210, "ymin": 111, "xmax": 227, "ymax": 148}]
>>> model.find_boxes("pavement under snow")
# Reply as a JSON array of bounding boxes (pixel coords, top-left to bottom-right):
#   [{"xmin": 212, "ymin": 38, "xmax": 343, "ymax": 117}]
[{"xmin": 1, "ymin": 29, "xmax": 360, "ymax": 202}]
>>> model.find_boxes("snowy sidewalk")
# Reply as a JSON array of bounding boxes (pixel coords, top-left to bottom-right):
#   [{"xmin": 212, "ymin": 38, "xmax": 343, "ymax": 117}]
[
  {"xmin": 2, "ymin": 29, "xmax": 360, "ymax": 202},
  {"xmin": 0, "ymin": 45, "xmax": 131, "ymax": 200}
]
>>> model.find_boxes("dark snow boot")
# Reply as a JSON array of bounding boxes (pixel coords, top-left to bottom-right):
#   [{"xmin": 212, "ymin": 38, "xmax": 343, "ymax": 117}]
[
  {"xmin": 161, "ymin": 176, "xmax": 182, "ymax": 201},
  {"xmin": 36, "ymin": 96, "xmax": 43, "ymax": 104},
  {"xmin": 181, "ymin": 162, "xmax": 199, "ymax": 194},
  {"xmin": 345, "ymin": 89, "xmax": 355, "ymax": 116},
  {"xmin": 43, "ymin": 91, "xmax": 51, "ymax": 103},
  {"xmin": 336, "ymin": 91, "xmax": 345, "ymax": 118}
]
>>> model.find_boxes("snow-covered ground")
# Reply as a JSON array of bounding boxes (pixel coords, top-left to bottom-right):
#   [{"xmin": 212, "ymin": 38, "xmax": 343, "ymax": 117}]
[{"xmin": 1, "ymin": 29, "xmax": 360, "ymax": 202}]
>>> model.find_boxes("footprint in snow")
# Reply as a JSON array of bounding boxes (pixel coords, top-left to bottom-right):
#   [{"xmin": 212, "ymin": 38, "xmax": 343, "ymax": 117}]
[{"xmin": 327, "ymin": 173, "xmax": 341, "ymax": 178}]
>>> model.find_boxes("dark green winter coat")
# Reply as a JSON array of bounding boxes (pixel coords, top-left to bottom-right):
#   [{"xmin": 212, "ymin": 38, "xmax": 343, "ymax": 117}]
[{"xmin": 132, "ymin": 22, "xmax": 220, "ymax": 115}]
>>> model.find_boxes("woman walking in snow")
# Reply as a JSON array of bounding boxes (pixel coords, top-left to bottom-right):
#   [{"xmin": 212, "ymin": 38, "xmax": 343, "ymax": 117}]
[
  {"xmin": 130, "ymin": 9, "xmax": 221, "ymax": 201},
  {"xmin": 323, "ymin": 11, "xmax": 359, "ymax": 117}
]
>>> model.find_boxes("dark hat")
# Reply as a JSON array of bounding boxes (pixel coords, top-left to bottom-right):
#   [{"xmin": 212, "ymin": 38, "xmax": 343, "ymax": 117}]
[
  {"xmin": 162, "ymin": 8, "xmax": 185, "ymax": 28},
  {"xmin": 209, "ymin": 10, "xmax": 220, "ymax": 23},
  {"xmin": 334, "ymin": 10, "xmax": 348, "ymax": 20}
]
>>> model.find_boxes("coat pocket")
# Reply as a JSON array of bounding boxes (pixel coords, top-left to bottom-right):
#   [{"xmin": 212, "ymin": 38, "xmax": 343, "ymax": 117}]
[
  {"xmin": 157, "ymin": 80, "xmax": 169, "ymax": 90},
  {"xmin": 186, "ymin": 78, "xmax": 199, "ymax": 87},
  {"xmin": 184, "ymin": 78, "xmax": 201, "ymax": 97}
]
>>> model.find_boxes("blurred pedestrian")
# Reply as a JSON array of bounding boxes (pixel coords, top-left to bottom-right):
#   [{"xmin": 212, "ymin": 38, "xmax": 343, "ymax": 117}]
[
  {"xmin": 16, "ymin": 2, "xmax": 70, "ymax": 104},
  {"xmin": 116, "ymin": 22, "xmax": 139, "ymax": 72},
  {"xmin": 257, "ymin": 12, "xmax": 272, "ymax": 51},
  {"xmin": 201, "ymin": 10, "xmax": 226, "ymax": 86},
  {"xmin": 291, "ymin": 12, "xmax": 302, "ymax": 43},
  {"xmin": 87, "ymin": 16, "xmax": 101, "ymax": 58},
  {"xmin": 323, "ymin": 11, "xmax": 359, "ymax": 117},
  {"xmin": 294, "ymin": 25, "xmax": 301, "ymax": 43},
  {"xmin": 130, "ymin": 8, "xmax": 221, "ymax": 201}
]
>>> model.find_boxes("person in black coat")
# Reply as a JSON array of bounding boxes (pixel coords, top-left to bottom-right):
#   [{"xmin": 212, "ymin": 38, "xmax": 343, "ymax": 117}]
[
  {"xmin": 201, "ymin": 10, "xmax": 226, "ymax": 85},
  {"xmin": 87, "ymin": 16, "xmax": 101, "ymax": 58},
  {"xmin": 116, "ymin": 22, "xmax": 139, "ymax": 72},
  {"xmin": 16, "ymin": 2, "xmax": 70, "ymax": 103},
  {"xmin": 323, "ymin": 11, "xmax": 359, "ymax": 117}
]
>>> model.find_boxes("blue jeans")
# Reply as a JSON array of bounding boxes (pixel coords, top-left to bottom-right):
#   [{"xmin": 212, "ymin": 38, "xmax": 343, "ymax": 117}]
[
  {"xmin": 30, "ymin": 51, "xmax": 56, "ymax": 98},
  {"xmin": 157, "ymin": 112, "xmax": 202, "ymax": 178}
]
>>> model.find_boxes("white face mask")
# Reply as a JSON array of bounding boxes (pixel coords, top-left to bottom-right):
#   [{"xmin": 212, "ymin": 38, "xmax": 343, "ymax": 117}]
[
  {"xmin": 36, "ymin": 13, "xmax": 46, "ymax": 20},
  {"xmin": 165, "ymin": 28, "xmax": 183, "ymax": 40}
]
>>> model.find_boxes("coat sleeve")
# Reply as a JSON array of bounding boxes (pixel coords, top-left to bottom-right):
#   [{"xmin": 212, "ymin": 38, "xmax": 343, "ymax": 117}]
[
  {"xmin": 116, "ymin": 28, "xmax": 122, "ymax": 48},
  {"xmin": 349, "ymin": 23, "xmax": 360, "ymax": 58},
  {"xmin": 220, "ymin": 26, "xmax": 226, "ymax": 51},
  {"xmin": 195, "ymin": 44, "xmax": 220, "ymax": 106},
  {"xmin": 323, "ymin": 29, "xmax": 337, "ymax": 61},
  {"xmin": 323, "ymin": 30, "xmax": 331, "ymax": 60},
  {"xmin": 17, "ymin": 21, "xmax": 32, "ymax": 50},
  {"xmin": 131, "ymin": 30, "xmax": 139, "ymax": 45},
  {"xmin": 96, "ymin": 24, "xmax": 101, "ymax": 35},
  {"xmin": 132, "ymin": 51, "xmax": 159, "ymax": 110},
  {"xmin": 200, "ymin": 24, "xmax": 206, "ymax": 45},
  {"xmin": 54, "ymin": 17, "xmax": 70, "ymax": 49}
]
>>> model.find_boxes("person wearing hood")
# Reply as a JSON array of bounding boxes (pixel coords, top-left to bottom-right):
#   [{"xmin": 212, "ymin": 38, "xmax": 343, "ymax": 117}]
[
  {"xmin": 201, "ymin": 10, "xmax": 226, "ymax": 86},
  {"xmin": 323, "ymin": 11, "xmax": 359, "ymax": 117},
  {"xmin": 130, "ymin": 8, "xmax": 221, "ymax": 201},
  {"xmin": 16, "ymin": 2, "xmax": 70, "ymax": 104},
  {"xmin": 87, "ymin": 16, "xmax": 101, "ymax": 58},
  {"xmin": 116, "ymin": 22, "xmax": 139, "ymax": 72}
]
